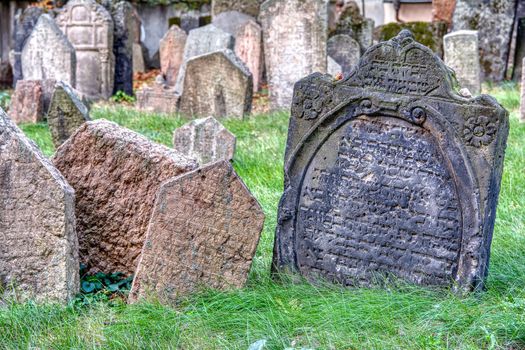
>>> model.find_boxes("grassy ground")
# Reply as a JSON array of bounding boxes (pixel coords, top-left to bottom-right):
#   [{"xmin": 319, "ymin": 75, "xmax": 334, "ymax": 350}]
[{"xmin": 1, "ymin": 84, "xmax": 525, "ymax": 349}]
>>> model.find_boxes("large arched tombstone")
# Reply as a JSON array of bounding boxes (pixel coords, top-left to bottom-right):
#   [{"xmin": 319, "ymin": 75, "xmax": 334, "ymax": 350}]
[{"xmin": 273, "ymin": 31, "xmax": 509, "ymax": 292}]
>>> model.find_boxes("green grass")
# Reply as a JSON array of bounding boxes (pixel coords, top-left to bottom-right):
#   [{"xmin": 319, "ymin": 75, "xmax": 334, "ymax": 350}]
[{"xmin": 2, "ymin": 85, "xmax": 525, "ymax": 349}]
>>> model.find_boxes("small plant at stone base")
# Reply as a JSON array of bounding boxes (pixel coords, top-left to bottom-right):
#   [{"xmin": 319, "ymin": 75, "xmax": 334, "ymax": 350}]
[
  {"xmin": 75, "ymin": 263, "xmax": 133, "ymax": 306},
  {"xmin": 0, "ymin": 91, "xmax": 11, "ymax": 111},
  {"xmin": 110, "ymin": 90, "xmax": 135, "ymax": 104}
]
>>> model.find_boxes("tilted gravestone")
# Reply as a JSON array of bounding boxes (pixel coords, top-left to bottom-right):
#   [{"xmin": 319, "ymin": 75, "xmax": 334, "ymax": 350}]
[
  {"xmin": 444, "ymin": 30, "xmax": 481, "ymax": 95},
  {"xmin": 327, "ymin": 34, "xmax": 361, "ymax": 75},
  {"xmin": 173, "ymin": 116, "xmax": 236, "ymax": 165},
  {"xmin": 56, "ymin": 0, "xmax": 115, "ymax": 100},
  {"xmin": 112, "ymin": 1, "xmax": 135, "ymax": 95},
  {"xmin": 179, "ymin": 49, "xmax": 252, "ymax": 119},
  {"xmin": 128, "ymin": 161, "xmax": 264, "ymax": 303},
  {"xmin": 0, "ymin": 107, "xmax": 79, "ymax": 303},
  {"xmin": 159, "ymin": 25, "xmax": 187, "ymax": 86},
  {"xmin": 273, "ymin": 30, "xmax": 509, "ymax": 292},
  {"xmin": 52, "ymin": 120, "xmax": 198, "ymax": 275},
  {"xmin": 21, "ymin": 14, "xmax": 76, "ymax": 87},
  {"xmin": 47, "ymin": 81, "xmax": 91, "ymax": 148},
  {"xmin": 260, "ymin": 0, "xmax": 328, "ymax": 111}
]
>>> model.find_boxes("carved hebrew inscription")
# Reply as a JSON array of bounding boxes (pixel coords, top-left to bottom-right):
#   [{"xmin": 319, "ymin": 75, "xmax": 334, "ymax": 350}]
[{"xmin": 296, "ymin": 116, "xmax": 461, "ymax": 286}]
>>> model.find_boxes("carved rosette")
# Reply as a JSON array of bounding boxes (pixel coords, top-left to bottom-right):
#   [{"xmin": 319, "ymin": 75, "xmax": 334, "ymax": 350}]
[{"xmin": 462, "ymin": 115, "xmax": 498, "ymax": 147}]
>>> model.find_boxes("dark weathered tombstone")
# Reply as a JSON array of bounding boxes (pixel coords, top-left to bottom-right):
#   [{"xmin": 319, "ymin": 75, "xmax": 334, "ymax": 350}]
[
  {"xmin": 12, "ymin": 7, "xmax": 44, "ymax": 86},
  {"xmin": 0, "ymin": 60, "xmax": 13, "ymax": 89},
  {"xmin": 444, "ymin": 30, "xmax": 481, "ymax": 95},
  {"xmin": 273, "ymin": 30, "xmax": 509, "ymax": 292},
  {"xmin": 327, "ymin": 34, "xmax": 360, "ymax": 75},
  {"xmin": 112, "ymin": 1, "xmax": 134, "ymax": 95}
]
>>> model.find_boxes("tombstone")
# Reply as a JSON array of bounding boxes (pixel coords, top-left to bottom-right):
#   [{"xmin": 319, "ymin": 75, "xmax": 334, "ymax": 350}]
[
  {"xmin": 12, "ymin": 7, "xmax": 44, "ymax": 86},
  {"xmin": 9, "ymin": 80, "xmax": 43, "ymax": 124},
  {"xmin": 452, "ymin": 0, "xmax": 516, "ymax": 82},
  {"xmin": 509, "ymin": 2, "xmax": 525, "ymax": 81},
  {"xmin": 179, "ymin": 50, "xmax": 253, "ymax": 119},
  {"xmin": 0, "ymin": 107, "xmax": 78, "ymax": 303},
  {"xmin": 274, "ymin": 30, "xmax": 509, "ymax": 292},
  {"xmin": 21, "ymin": 15, "xmax": 76, "ymax": 87},
  {"xmin": 112, "ymin": 1, "xmax": 135, "ymax": 95},
  {"xmin": 444, "ymin": 30, "xmax": 481, "ymax": 96},
  {"xmin": 173, "ymin": 116, "xmax": 236, "ymax": 165},
  {"xmin": 327, "ymin": 34, "xmax": 361, "ymax": 75},
  {"xmin": 56, "ymin": 0, "xmax": 115, "ymax": 100},
  {"xmin": 52, "ymin": 120, "xmax": 198, "ymax": 275},
  {"xmin": 159, "ymin": 25, "xmax": 187, "ymax": 86},
  {"xmin": 432, "ymin": 0, "xmax": 456, "ymax": 26},
  {"xmin": 136, "ymin": 76, "xmax": 179, "ymax": 115},
  {"xmin": 327, "ymin": 56, "xmax": 342, "ymax": 76},
  {"xmin": 332, "ymin": 1, "xmax": 374, "ymax": 53},
  {"xmin": 211, "ymin": 0, "xmax": 263, "ymax": 18},
  {"xmin": 133, "ymin": 43, "xmax": 146, "ymax": 74},
  {"xmin": 128, "ymin": 161, "xmax": 264, "ymax": 303},
  {"xmin": 0, "ymin": 60, "xmax": 12, "ymax": 89},
  {"xmin": 260, "ymin": 0, "xmax": 328, "ymax": 111},
  {"xmin": 47, "ymin": 81, "xmax": 91, "ymax": 148},
  {"xmin": 174, "ymin": 24, "xmax": 234, "ymax": 94}
]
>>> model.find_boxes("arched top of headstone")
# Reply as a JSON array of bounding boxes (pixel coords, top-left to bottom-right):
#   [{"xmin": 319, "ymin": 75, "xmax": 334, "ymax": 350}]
[{"xmin": 56, "ymin": 0, "xmax": 113, "ymax": 26}]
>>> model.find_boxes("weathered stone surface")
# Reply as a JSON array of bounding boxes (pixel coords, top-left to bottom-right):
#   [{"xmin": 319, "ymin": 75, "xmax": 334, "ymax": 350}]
[
  {"xmin": 327, "ymin": 56, "xmax": 342, "ymax": 76},
  {"xmin": 260, "ymin": 0, "xmax": 328, "ymax": 111},
  {"xmin": 173, "ymin": 116, "xmax": 236, "ymax": 165},
  {"xmin": 52, "ymin": 120, "xmax": 198, "ymax": 275},
  {"xmin": 159, "ymin": 25, "xmax": 187, "ymax": 86},
  {"xmin": 452, "ymin": 0, "xmax": 516, "ymax": 82},
  {"xmin": 56, "ymin": 0, "xmax": 115, "ymax": 99},
  {"xmin": 129, "ymin": 160, "xmax": 264, "ymax": 302},
  {"xmin": 12, "ymin": 7, "xmax": 44, "ymax": 86},
  {"xmin": 136, "ymin": 76, "xmax": 179, "ymax": 115},
  {"xmin": 133, "ymin": 42, "xmax": 146, "ymax": 74},
  {"xmin": 179, "ymin": 49, "xmax": 252, "ymax": 119},
  {"xmin": 0, "ymin": 107, "xmax": 78, "ymax": 303},
  {"xmin": 21, "ymin": 14, "xmax": 76, "ymax": 87},
  {"xmin": 327, "ymin": 34, "xmax": 360, "ymax": 75},
  {"xmin": 274, "ymin": 30, "xmax": 509, "ymax": 292},
  {"xmin": 174, "ymin": 24, "xmax": 234, "ymax": 94},
  {"xmin": 331, "ymin": 1, "xmax": 374, "ymax": 53},
  {"xmin": 47, "ymin": 81, "xmax": 90, "ymax": 148},
  {"xmin": 9, "ymin": 80, "xmax": 43, "ymax": 124},
  {"xmin": 112, "ymin": 1, "xmax": 135, "ymax": 95},
  {"xmin": 211, "ymin": 0, "xmax": 263, "ymax": 17},
  {"xmin": 444, "ymin": 30, "xmax": 481, "ymax": 95},
  {"xmin": 432, "ymin": 0, "xmax": 456, "ymax": 25}
]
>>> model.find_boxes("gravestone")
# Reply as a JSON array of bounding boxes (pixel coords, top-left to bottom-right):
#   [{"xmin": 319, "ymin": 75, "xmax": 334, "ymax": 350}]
[
  {"xmin": 452, "ymin": 0, "xmax": 516, "ymax": 82},
  {"xmin": 133, "ymin": 43, "xmax": 146, "ymax": 73},
  {"xmin": 332, "ymin": 1, "xmax": 374, "ymax": 53},
  {"xmin": 129, "ymin": 161, "xmax": 264, "ymax": 303},
  {"xmin": 112, "ymin": 1, "xmax": 134, "ymax": 95},
  {"xmin": 260, "ymin": 0, "xmax": 328, "ymax": 111},
  {"xmin": 12, "ymin": 7, "xmax": 44, "ymax": 86},
  {"xmin": 52, "ymin": 120, "xmax": 197, "ymax": 275},
  {"xmin": 0, "ymin": 107, "xmax": 78, "ymax": 303},
  {"xmin": 159, "ymin": 25, "xmax": 187, "ymax": 86},
  {"xmin": 0, "ymin": 60, "xmax": 12, "ymax": 88},
  {"xmin": 174, "ymin": 24, "xmax": 234, "ymax": 94},
  {"xmin": 179, "ymin": 50, "xmax": 253, "ymax": 119},
  {"xmin": 136, "ymin": 76, "xmax": 179, "ymax": 115},
  {"xmin": 327, "ymin": 34, "xmax": 360, "ymax": 75},
  {"xmin": 274, "ymin": 30, "xmax": 509, "ymax": 292},
  {"xmin": 47, "ymin": 81, "xmax": 90, "ymax": 148},
  {"xmin": 173, "ymin": 116, "xmax": 236, "ymax": 165},
  {"xmin": 56, "ymin": 0, "xmax": 115, "ymax": 100},
  {"xmin": 444, "ymin": 30, "xmax": 481, "ymax": 95},
  {"xmin": 9, "ymin": 80, "xmax": 44, "ymax": 124},
  {"xmin": 211, "ymin": 0, "xmax": 263, "ymax": 17},
  {"xmin": 327, "ymin": 56, "xmax": 342, "ymax": 76},
  {"xmin": 432, "ymin": 0, "xmax": 456, "ymax": 26},
  {"xmin": 21, "ymin": 15, "xmax": 76, "ymax": 87}
]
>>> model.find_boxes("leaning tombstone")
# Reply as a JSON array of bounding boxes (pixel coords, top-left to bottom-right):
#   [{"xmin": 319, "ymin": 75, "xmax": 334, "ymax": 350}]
[
  {"xmin": 179, "ymin": 49, "xmax": 253, "ymax": 119},
  {"xmin": 444, "ymin": 30, "xmax": 481, "ymax": 95},
  {"xmin": 129, "ymin": 160, "xmax": 264, "ymax": 303},
  {"xmin": 52, "ymin": 120, "xmax": 198, "ymax": 275},
  {"xmin": 159, "ymin": 25, "xmax": 187, "ymax": 86},
  {"xmin": 47, "ymin": 81, "xmax": 91, "ymax": 148},
  {"xmin": 112, "ymin": 1, "xmax": 135, "ymax": 95},
  {"xmin": 273, "ymin": 30, "xmax": 509, "ymax": 293},
  {"xmin": 327, "ymin": 34, "xmax": 361, "ymax": 75},
  {"xmin": 173, "ymin": 116, "xmax": 236, "ymax": 165},
  {"xmin": 0, "ymin": 107, "xmax": 79, "ymax": 303}
]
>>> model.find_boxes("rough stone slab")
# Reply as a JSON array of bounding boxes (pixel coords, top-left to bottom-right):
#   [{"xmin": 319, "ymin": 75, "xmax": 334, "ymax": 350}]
[
  {"xmin": 9, "ymin": 80, "xmax": 44, "ymax": 124},
  {"xmin": 327, "ymin": 34, "xmax": 360, "ymax": 75},
  {"xmin": 173, "ymin": 116, "xmax": 236, "ymax": 165},
  {"xmin": 112, "ymin": 1, "xmax": 135, "ymax": 95},
  {"xmin": 136, "ymin": 78, "xmax": 179, "ymax": 115},
  {"xmin": 47, "ymin": 81, "xmax": 91, "ymax": 148},
  {"xmin": 0, "ymin": 107, "xmax": 79, "ymax": 303},
  {"xmin": 179, "ymin": 49, "xmax": 252, "ymax": 119},
  {"xmin": 12, "ymin": 7, "xmax": 44, "ymax": 86},
  {"xmin": 52, "ymin": 120, "xmax": 198, "ymax": 275},
  {"xmin": 129, "ymin": 160, "xmax": 264, "ymax": 302},
  {"xmin": 159, "ymin": 25, "xmax": 187, "ymax": 86},
  {"xmin": 444, "ymin": 30, "xmax": 481, "ymax": 95},
  {"xmin": 260, "ymin": 0, "xmax": 328, "ymax": 110},
  {"xmin": 21, "ymin": 14, "xmax": 76, "ymax": 87},
  {"xmin": 274, "ymin": 30, "xmax": 509, "ymax": 292},
  {"xmin": 212, "ymin": 0, "xmax": 263, "ymax": 17}
]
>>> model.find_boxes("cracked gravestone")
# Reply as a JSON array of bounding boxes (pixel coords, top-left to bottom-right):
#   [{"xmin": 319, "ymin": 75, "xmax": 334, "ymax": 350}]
[{"xmin": 444, "ymin": 30, "xmax": 481, "ymax": 95}]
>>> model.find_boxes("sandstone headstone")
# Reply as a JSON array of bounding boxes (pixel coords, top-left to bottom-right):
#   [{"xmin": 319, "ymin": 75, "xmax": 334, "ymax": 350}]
[
  {"xmin": 260, "ymin": 0, "xmax": 328, "ymax": 111},
  {"xmin": 136, "ymin": 77, "xmax": 179, "ymax": 115},
  {"xmin": 9, "ymin": 80, "xmax": 43, "ymax": 124},
  {"xmin": 52, "ymin": 120, "xmax": 198, "ymax": 275},
  {"xmin": 129, "ymin": 160, "xmax": 264, "ymax": 302},
  {"xmin": 133, "ymin": 43, "xmax": 146, "ymax": 74},
  {"xmin": 21, "ymin": 15, "xmax": 76, "ymax": 87},
  {"xmin": 12, "ymin": 7, "xmax": 44, "ymax": 86},
  {"xmin": 173, "ymin": 116, "xmax": 236, "ymax": 165},
  {"xmin": 174, "ymin": 24, "xmax": 234, "ymax": 94},
  {"xmin": 211, "ymin": 0, "xmax": 263, "ymax": 18},
  {"xmin": 432, "ymin": 0, "xmax": 456, "ymax": 26},
  {"xmin": 327, "ymin": 34, "xmax": 360, "ymax": 75},
  {"xmin": 159, "ymin": 25, "xmax": 187, "ymax": 86},
  {"xmin": 452, "ymin": 0, "xmax": 516, "ymax": 82},
  {"xmin": 112, "ymin": 1, "xmax": 135, "ymax": 95},
  {"xmin": 56, "ymin": 0, "xmax": 115, "ymax": 99},
  {"xmin": 47, "ymin": 81, "xmax": 90, "ymax": 148},
  {"xmin": 327, "ymin": 56, "xmax": 342, "ymax": 76},
  {"xmin": 444, "ymin": 30, "xmax": 481, "ymax": 95},
  {"xmin": 0, "ymin": 107, "xmax": 78, "ymax": 303},
  {"xmin": 274, "ymin": 30, "xmax": 509, "ymax": 292},
  {"xmin": 179, "ymin": 50, "xmax": 252, "ymax": 119}
]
